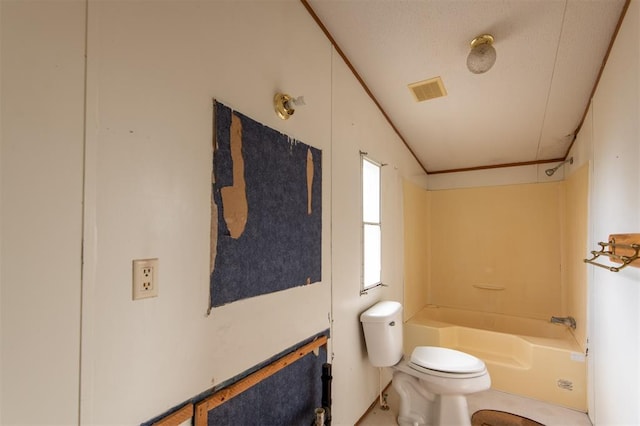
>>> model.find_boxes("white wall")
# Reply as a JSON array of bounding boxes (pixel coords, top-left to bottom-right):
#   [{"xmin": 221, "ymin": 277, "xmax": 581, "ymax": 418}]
[
  {"xmin": 82, "ymin": 2, "xmax": 333, "ymax": 424},
  {"xmin": 0, "ymin": 1, "xmax": 85, "ymax": 423},
  {"xmin": 330, "ymin": 51, "xmax": 425, "ymax": 424},
  {"xmin": 1, "ymin": 1, "xmax": 425, "ymax": 424},
  {"xmin": 570, "ymin": 1, "xmax": 640, "ymax": 423},
  {"xmin": 13, "ymin": 0, "xmax": 639, "ymax": 424}
]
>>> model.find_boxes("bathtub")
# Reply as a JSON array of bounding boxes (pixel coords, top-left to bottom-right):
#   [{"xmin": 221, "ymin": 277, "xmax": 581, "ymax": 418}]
[{"xmin": 404, "ymin": 305, "xmax": 587, "ymax": 411}]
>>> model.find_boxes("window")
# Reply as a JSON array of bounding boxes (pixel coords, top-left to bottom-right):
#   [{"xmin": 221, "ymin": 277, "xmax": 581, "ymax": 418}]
[{"xmin": 361, "ymin": 154, "xmax": 382, "ymax": 292}]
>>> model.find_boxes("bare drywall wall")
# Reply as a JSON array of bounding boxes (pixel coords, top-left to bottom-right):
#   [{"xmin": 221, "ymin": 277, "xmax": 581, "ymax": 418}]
[
  {"xmin": 1, "ymin": 2, "xmax": 426, "ymax": 424},
  {"xmin": 0, "ymin": 1, "xmax": 85, "ymax": 423},
  {"xmin": 81, "ymin": 2, "xmax": 332, "ymax": 423},
  {"xmin": 329, "ymin": 49, "xmax": 426, "ymax": 424},
  {"xmin": 585, "ymin": 0, "xmax": 640, "ymax": 423}
]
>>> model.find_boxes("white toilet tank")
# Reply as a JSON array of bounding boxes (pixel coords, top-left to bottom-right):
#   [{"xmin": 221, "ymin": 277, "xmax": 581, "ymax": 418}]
[{"xmin": 360, "ymin": 301, "xmax": 403, "ymax": 367}]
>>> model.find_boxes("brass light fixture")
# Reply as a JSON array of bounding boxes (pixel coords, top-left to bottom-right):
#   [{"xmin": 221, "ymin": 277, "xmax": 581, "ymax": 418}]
[
  {"xmin": 467, "ymin": 34, "xmax": 496, "ymax": 74},
  {"xmin": 274, "ymin": 93, "xmax": 305, "ymax": 120}
]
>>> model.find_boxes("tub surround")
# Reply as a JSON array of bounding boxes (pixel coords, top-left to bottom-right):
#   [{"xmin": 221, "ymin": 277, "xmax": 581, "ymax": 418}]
[
  {"xmin": 428, "ymin": 182, "xmax": 564, "ymax": 320},
  {"xmin": 562, "ymin": 163, "xmax": 589, "ymax": 351},
  {"xmin": 405, "ymin": 306, "xmax": 586, "ymax": 411},
  {"xmin": 403, "ymin": 166, "xmax": 590, "ymax": 354}
]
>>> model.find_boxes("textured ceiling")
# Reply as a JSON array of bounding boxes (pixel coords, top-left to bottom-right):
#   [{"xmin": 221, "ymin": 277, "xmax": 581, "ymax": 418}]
[{"xmin": 305, "ymin": 0, "xmax": 627, "ymax": 173}]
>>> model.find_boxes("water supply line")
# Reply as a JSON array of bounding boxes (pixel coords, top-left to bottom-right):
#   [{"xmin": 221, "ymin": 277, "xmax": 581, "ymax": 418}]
[
  {"xmin": 378, "ymin": 368, "xmax": 389, "ymax": 410},
  {"xmin": 314, "ymin": 408, "xmax": 325, "ymax": 426}
]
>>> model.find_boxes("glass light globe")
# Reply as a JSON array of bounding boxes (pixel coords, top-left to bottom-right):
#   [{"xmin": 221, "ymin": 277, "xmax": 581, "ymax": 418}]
[{"xmin": 467, "ymin": 37, "xmax": 496, "ymax": 74}]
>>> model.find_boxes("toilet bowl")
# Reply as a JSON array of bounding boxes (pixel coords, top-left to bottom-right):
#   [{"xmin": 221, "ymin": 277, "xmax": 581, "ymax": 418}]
[{"xmin": 360, "ymin": 301, "xmax": 491, "ymax": 426}]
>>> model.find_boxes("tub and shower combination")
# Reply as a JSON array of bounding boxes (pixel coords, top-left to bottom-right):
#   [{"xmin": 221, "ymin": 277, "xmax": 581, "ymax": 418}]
[{"xmin": 404, "ymin": 305, "xmax": 586, "ymax": 411}]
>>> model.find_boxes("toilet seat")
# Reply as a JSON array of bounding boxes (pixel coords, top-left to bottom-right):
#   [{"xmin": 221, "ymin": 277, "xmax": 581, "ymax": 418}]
[{"xmin": 408, "ymin": 346, "xmax": 487, "ymax": 379}]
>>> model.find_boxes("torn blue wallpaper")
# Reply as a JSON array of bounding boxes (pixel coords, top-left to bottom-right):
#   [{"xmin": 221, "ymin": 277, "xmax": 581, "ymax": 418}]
[{"xmin": 210, "ymin": 101, "xmax": 322, "ymax": 307}]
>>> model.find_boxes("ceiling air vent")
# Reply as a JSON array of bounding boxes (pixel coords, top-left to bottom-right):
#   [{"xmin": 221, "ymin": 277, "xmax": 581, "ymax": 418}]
[{"xmin": 408, "ymin": 77, "xmax": 447, "ymax": 102}]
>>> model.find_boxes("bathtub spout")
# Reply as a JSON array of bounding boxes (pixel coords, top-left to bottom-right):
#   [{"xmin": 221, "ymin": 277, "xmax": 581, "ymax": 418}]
[{"xmin": 550, "ymin": 316, "xmax": 576, "ymax": 330}]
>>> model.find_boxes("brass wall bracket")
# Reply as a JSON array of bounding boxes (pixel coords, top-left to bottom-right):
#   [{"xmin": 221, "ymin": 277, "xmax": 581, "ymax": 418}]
[{"xmin": 584, "ymin": 234, "xmax": 640, "ymax": 273}]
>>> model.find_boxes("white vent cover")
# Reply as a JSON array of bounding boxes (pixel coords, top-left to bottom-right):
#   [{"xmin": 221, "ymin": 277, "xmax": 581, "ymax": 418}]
[{"xmin": 408, "ymin": 77, "xmax": 447, "ymax": 102}]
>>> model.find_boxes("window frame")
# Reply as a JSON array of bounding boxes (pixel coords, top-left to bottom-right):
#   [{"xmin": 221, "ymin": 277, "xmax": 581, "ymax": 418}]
[{"xmin": 360, "ymin": 152, "xmax": 383, "ymax": 294}]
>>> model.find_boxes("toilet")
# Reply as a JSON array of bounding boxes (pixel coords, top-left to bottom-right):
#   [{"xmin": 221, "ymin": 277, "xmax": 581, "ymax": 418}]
[{"xmin": 360, "ymin": 301, "xmax": 491, "ymax": 426}]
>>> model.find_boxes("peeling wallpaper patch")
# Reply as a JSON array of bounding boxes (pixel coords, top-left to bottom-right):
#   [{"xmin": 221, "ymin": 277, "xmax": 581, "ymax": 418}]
[{"xmin": 210, "ymin": 101, "xmax": 322, "ymax": 308}]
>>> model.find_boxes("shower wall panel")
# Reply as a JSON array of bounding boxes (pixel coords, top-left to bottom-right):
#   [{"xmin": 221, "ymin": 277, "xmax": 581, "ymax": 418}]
[{"xmin": 428, "ymin": 182, "xmax": 563, "ymax": 320}]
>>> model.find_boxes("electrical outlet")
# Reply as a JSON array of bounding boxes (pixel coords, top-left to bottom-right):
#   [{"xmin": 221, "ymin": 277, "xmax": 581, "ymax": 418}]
[{"xmin": 132, "ymin": 258, "xmax": 159, "ymax": 300}]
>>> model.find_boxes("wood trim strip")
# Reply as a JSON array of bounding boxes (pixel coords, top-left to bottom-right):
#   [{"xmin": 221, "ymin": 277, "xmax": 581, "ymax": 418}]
[
  {"xmin": 569, "ymin": 0, "xmax": 632, "ymax": 156},
  {"xmin": 299, "ymin": 0, "xmax": 429, "ymax": 175},
  {"xmin": 427, "ymin": 158, "xmax": 564, "ymax": 175},
  {"xmin": 194, "ymin": 335, "xmax": 329, "ymax": 426},
  {"xmin": 152, "ymin": 404, "xmax": 194, "ymax": 426}
]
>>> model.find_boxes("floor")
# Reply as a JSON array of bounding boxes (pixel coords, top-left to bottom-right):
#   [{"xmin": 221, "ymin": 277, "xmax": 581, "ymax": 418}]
[{"xmin": 358, "ymin": 385, "xmax": 592, "ymax": 426}]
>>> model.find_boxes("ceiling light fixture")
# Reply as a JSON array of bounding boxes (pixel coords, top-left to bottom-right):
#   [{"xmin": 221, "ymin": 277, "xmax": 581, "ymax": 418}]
[{"xmin": 467, "ymin": 34, "xmax": 496, "ymax": 74}]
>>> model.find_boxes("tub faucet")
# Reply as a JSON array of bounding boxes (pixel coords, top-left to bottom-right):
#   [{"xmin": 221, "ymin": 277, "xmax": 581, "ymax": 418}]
[{"xmin": 550, "ymin": 316, "xmax": 576, "ymax": 330}]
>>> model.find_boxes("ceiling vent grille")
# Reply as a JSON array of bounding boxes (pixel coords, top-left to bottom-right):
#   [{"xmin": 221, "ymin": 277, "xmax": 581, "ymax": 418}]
[{"xmin": 408, "ymin": 77, "xmax": 447, "ymax": 102}]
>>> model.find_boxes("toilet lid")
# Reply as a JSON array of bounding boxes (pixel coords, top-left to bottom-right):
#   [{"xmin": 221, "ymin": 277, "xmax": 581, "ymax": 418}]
[{"xmin": 410, "ymin": 346, "xmax": 486, "ymax": 374}]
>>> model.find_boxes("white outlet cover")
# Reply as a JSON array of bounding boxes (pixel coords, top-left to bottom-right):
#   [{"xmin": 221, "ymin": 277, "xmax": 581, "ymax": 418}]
[{"xmin": 132, "ymin": 258, "xmax": 159, "ymax": 300}]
